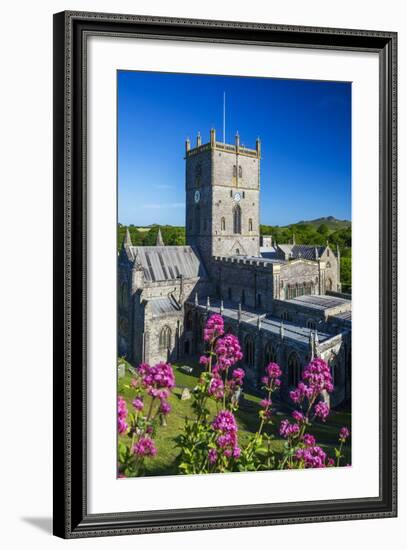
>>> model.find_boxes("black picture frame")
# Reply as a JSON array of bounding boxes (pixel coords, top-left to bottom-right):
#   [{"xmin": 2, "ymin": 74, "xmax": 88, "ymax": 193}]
[{"xmin": 53, "ymin": 10, "xmax": 397, "ymax": 539}]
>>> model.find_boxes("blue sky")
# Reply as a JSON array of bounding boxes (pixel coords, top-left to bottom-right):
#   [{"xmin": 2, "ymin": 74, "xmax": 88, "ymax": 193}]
[{"xmin": 118, "ymin": 71, "xmax": 351, "ymax": 226}]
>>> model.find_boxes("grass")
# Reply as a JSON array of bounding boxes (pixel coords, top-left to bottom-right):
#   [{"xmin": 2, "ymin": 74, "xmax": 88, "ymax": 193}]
[{"xmin": 118, "ymin": 361, "xmax": 351, "ymax": 476}]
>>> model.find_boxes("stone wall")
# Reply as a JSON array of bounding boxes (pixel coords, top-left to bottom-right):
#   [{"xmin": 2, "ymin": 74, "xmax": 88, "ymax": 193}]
[
  {"xmin": 182, "ymin": 302, "xmax": 349, "ymax": 407},
  {"xmin": 185, "ymin": 139, "xmax": 260, "ymax": 268}
]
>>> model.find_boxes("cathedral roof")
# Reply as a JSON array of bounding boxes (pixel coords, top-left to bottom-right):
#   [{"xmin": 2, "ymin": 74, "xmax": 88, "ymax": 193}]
[
  {"xmin": 272, "ymin": 244, "xmax": 328, "ymax": 261},
  {"xmin": 190, "ymin": 298, "xmax": 334, "ymax": 346},
  {"xmin": 149, "ymin": 296, "xmax": 182, "ymax": 316},
  {"xmin": 128, "ymin": 245, "xmax": 207, "ymax": 282}
]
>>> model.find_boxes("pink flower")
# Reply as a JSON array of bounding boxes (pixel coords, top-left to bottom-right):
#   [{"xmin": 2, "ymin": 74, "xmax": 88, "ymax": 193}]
[
  {"xmin": 159, "ymin": 400, "xmax": 171, "ymax": 415},
  {"xmin": 204, "ymin": 314, "xmax": 224, "ymax": 342},
  {"xmin": 266, "ymin": 362, "xmax": 282, "ymax": 380},
  {"xmin": 214, "ymin": 334, "xmax": 243, "ymax": 371},
  {"xmin": 295, "ymin": 445, "xmax": 327, "ymax": 468},
  {"xmin": 132, "ymin": 397, "xmax": 144, "ymax": 411},
  {"xmin": 314, "ymin": 401, "xmax": 330, "ymax": 422},
  {"xmin": 118, "ymin": 396, "xmax": 128, "ymax": 434},
  {"xmin": 339, "ymin": 427, "xmax": 350, "ymax": 442},
  {"xmin": 208, "ymin": 375, "xmax": 224, "ymax": 400},
  {"xmin": 133, "ymin": 437, "xmax": 157, "ymax": 457},
  {"xmin": 260, "ymin": 399, "xmax": 272, "ymax": 409},
  {"xmin": 212, "ymin": 410, "xmax": 238, "ymax": 433},
  {"xmin": 292, "ymin": 410, "xmax": 305, "ymax": 423},
  {"xmin": 279, "ymin": 419, "xmax": 300, "ymax": 438},
  {"xmin": 118, "ymin": 418, "xmax": 128, "ymax": 434},
  {"xmin": 289, "ymin": 382, "xmax": 313, "ymax": 404},
  {"xmin": 302, "ymin": 358, "xmax": 333, "ymax": 395},
  {"xmin": 232, "ymin": 446, "xmax": 241, "ymax": 459},
  {"xmin": 208, "ymin": 448, "xmax": 218, "ymax": 464},
  {"xmin": 232, "ymin": 367, "xmax": 245, "ymax": 384},
  {"xmin": 211, "ymin": 410, "xmax": 240, "ymax": 459},
  {"xmin": 262, "ymin": 362, "xmax": 282, "ymax": 388},
  {"xmin": 138, "ymin": 362, "xmax": 175, "ymax": 396},
  {"xmin": 303, "ymin": 434, "xmax": 316, "ymax": 447}
]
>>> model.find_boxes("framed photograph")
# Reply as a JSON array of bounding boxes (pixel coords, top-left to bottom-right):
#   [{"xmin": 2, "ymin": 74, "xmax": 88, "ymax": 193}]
[{"xmin": 53, "ymin": 11, "xmax": 397, "ymax": 538}]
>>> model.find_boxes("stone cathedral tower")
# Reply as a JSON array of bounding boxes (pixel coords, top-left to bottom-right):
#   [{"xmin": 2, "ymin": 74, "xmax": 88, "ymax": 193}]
[{"xmin": 185, "ymin": 128, "xmax": 261, "ymax": 270}]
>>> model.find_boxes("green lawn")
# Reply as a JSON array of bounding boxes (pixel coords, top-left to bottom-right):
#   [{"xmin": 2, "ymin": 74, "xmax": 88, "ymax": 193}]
[{"xmin": 118, "ymin": 361, "xmax": 351, "ymax": 476}]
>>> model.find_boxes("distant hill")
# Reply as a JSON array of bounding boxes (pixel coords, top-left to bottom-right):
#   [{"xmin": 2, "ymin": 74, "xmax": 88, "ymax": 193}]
[{"xmin": 295, "ymin": 216, "xmax": 351, "ymax": 231}]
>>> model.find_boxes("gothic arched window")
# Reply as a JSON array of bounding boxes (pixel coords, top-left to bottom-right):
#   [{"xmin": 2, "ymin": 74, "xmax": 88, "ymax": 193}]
[
  {"xmin": 248, "ymin": 218, "xmax": 253, "ymax": 232},
  {"xmin": 288, "ymin": 352, "xmax": 301, "ymax": 386},
  {"xmin": 264, "ymin": 342, "xmax": 276, "ymax": 366},
  {"xmin": 221, "ymin": 217, "xmax": 226, "ymax": 231},
  {"xmin": 239, "ymin": 165, "xmax": 243, "ymax": 178},
  {"xmin": 241, "ymin": 289, "xmax": 246, "ymax": 305},
  {"xmin": 233, "ymin": 205, "xmax": 242, "ymax": 234},
  {"xmin": 244, "ymin": 335, "xmax": 255, "ymax": 368},
  {"xmin": 159, "ymin": 326, "xmax": 172, "ymax": 350}
]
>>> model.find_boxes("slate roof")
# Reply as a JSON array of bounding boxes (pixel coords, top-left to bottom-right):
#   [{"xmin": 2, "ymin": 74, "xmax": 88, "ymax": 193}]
[
  {"xmin": 189, "ymin": 298, "xmax": 333, "ymax": 346},
  {"xmin": 128, "ymin": 245, "xmax": 207, "ymax": 283},
  {"xmin": 274, "ymin": 244, "xmax": 327, "ymax": 261},
  {"xmin": 149, "ymin": 296, "xmax": 182, "ymax": 316},
  {"xmin": 331, "ymin": 310, "xmax": 352, "ymax": 321},
  {"xmin": 286, "ymin": 294, "xmax": 351, "ymax": 311}
]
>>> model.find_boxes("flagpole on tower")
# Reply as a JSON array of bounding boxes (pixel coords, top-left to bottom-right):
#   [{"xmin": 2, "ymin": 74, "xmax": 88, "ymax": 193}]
[{"xmin": 223, "ymin": 91, "xmax": 226, "ymax": 144}]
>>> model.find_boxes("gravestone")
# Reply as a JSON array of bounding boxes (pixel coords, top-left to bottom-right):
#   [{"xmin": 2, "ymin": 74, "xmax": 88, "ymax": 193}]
[
  {"xmin": 118, "ymin": 363, "xmax": 125, "ymax": 379},
  {"xmin": 181, "ymin": 387, "xmax": 191, "ymax": 401}
]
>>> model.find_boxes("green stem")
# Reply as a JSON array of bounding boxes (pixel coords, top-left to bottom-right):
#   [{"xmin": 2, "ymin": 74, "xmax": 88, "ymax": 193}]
[{"xmin": 336, "ymin": 441, "xmax": 344, "ymax": 467}]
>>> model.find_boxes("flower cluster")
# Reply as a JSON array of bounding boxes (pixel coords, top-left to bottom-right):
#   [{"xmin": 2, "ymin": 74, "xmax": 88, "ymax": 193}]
[
  {"xmin": 279, "ymin": 419, "xmax": 300, "ymax": 439},
  {"xmin": 213, "ymin": 334, "xmax": 243, "ymax": 373},
  {"xmin": 118, "ymin": 396, "xmax": 128, "ymax": 434},
  {"xmin": 132, "ymin": 397, "xmax": 144, "ymax": 411},
  {"xmin": 207, "ymin": 376, "xmax": 224, "ymax": 400},
  {"xmin": 138, "ymin": 361, "xmax": 175, "ymax": 413},
  {"xmin": 288, "ymin": 358, "xmax": 333, "ymax": 425},
  {"xmin": 339, "ymin": 426, "xmax": 350, "ymax": 443},
  {"xmin": 292, "ymin": 410, "xmax": 305, "ymax": 423},
  {"xmin": 204, "ymin": 314, "xmax": 224, "ymax": 342},
  {"xmin": 302, "ymin": 358, "xmax": 333, "ymax": 395},
  {"xmin": 303, "ymin": 433, "xmax": 316, "ymax": 446},
  {"xmin": 314, "ymin": 400, "xmax": 330, "ymax": 422},
  {"xmin": 289, "ymin": 382, "xmax": 314, "ymax": 404},
  {"xmin": 209, "ymin": 410, "xmax": 241, "ymax": 462},
  {"xmin": 138, "ymin": 362, "xmax": 175, "ymax": 395},
  {"xmin": 133, "ymin": 437, "xmax": 157, "ymax": 457},
  {"xmin": 295, "ymin": 445, "xmax": 327, "ymax": 468}
]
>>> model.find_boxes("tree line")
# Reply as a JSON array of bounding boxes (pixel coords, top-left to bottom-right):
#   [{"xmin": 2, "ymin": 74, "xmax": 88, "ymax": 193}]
[{"xmin": 118, "ymin": 221, "xmax": 351, "ymax": 292}]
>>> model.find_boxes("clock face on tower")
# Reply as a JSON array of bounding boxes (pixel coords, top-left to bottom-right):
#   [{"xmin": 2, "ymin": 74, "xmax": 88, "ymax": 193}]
[
  {"xmin": 194, "ymin": 190, "xmax": 200, "ymax": 203},
  {"xmin": 234, "ymin": 192, "xmax": 241, "ymax": 202}
]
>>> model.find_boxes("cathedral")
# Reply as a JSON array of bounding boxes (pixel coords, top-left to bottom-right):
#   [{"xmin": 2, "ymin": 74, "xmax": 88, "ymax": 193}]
[{"xmin": 118, "ymin": 129, "xmax": 351, "ymax": 407}]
